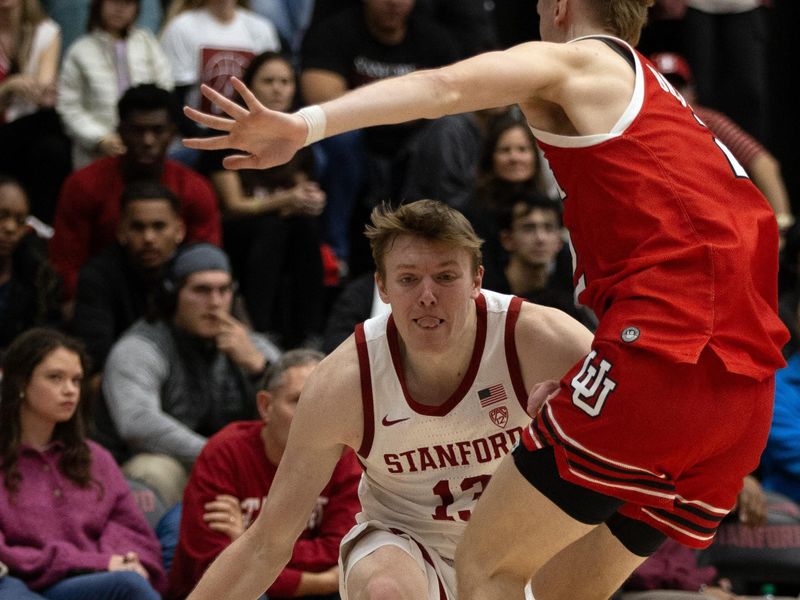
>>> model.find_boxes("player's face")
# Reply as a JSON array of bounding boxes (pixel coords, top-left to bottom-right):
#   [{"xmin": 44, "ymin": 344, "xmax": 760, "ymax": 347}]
[
  {"xmin": 118, "ymin": 109, "xmax": 175, "ymax": 171},
  {"xmin": 502, "ymin": 208, "xmax": 563, "ymax": 267},
  {"xmin": 377, "ymin": 235, "xmax": 483, "ymax": 352},
  {"xmin": 20, "ymin": 348, "xmax": 83, "ymax": 432},
  {"xmin": 117, "ymin": 199, "xmax": 185, "ymax": 271},
  {"xmin": 492, "ymin": 126, "xmax": 538, "ymax": 183},
  {"xmin": 173, "ymin": 271, "xmax": 234, "ymax": 338},
  {"xmin": 251, "ymin": 58, "xmax": 296, "ymax": 113},
  {"xmin": 259, "ymin": 363, "xmax": 317, "ymax": 453},
  {"xmin": 0, "ymin": 182, "xmax": 29, "ymax": 260}
]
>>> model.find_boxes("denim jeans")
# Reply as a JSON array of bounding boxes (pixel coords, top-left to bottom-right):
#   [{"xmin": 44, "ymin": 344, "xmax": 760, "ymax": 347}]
[{"xmin": 0, "ymin": 572, "xmax": 160, "ymax": 600}]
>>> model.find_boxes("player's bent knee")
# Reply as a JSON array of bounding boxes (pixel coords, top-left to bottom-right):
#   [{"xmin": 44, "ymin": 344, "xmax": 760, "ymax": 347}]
[
  {"xmin": 606, "ymin": 512, "xmax": 667, "ymax": 557},
  {"xmin": 361, "ymin": 573, "xmax": 412, "ymax": 600}
]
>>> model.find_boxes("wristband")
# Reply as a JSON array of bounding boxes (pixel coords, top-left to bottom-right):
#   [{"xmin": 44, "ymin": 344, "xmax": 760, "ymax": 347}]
[{"xmin": 296, "ymin": 105, "xmax": 327, "ymax": 147}]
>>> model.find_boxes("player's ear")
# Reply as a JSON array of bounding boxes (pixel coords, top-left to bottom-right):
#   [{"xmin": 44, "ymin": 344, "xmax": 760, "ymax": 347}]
[
  {"xmin": 256, "ymin": 390, "xmax": 272, "ymax": 421},
  {"xmin": 472, "ymin": 265, "xmax": 484, "ymax": 298},
  {"xmin": 375, "ymin": 271, "xmax": 389, "ymax": 303}
]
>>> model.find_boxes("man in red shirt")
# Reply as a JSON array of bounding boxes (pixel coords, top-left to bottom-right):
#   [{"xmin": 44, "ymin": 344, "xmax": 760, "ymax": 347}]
[
  {"xmin": 50, "ymin": 84, "xmax": 221, "ymax": 302},
  {"xmin": 167, "ymin": 349, "xmax": 361, "ymax": 600}
]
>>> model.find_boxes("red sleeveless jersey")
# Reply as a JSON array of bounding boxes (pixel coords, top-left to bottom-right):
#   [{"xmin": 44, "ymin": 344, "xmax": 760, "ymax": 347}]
[{"xmin": 532, "ymin": 37, "xmax": 788, "ymax": 379}]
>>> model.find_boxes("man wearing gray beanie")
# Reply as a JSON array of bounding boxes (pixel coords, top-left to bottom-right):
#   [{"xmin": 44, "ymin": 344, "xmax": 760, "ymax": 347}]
[{"xmin": 101, "ymin": 243, "xmax": 282, "ymax": 506}]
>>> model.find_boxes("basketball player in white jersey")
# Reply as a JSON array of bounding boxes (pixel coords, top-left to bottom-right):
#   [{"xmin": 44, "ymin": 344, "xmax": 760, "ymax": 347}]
[{"xmin": 183, "ymin": 199, "xmax": 592, "ymax": 599}]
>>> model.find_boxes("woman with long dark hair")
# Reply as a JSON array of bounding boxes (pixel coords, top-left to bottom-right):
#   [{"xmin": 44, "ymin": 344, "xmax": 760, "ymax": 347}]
[{"xmin": 0, "ymin": 328, "xmax": 166, "ymax": 600}]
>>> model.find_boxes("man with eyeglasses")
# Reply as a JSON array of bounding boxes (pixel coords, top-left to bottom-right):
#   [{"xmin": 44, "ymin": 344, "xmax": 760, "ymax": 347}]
[{"xmin": 102, "ymin": 243, "xmax": 281, "ymax": 506}]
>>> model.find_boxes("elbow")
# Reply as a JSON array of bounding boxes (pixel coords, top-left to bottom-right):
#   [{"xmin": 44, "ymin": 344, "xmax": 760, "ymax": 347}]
[{"xmin": 417, "ymin": 69, "xmax": 463, "ymax": 119}]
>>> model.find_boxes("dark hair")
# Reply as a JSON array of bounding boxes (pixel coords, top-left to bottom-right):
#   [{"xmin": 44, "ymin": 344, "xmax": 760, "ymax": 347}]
[
  {"xmin": 0, "ymin": 177, "xmax": 62, "ymax": 330},
  {"xmin": 117, "ymin": 84, "xmax": 181, "ymax": 124},
  {"xmin": 0, "ymin": 329, "xmax": 94, "ymax": 495},
  {"xmin": 478, "ymin": 111, "xmax": 539, "ymax": 180},
  {"xmin": 87, "ymin": 0, "xmax": 140, "ymax": 34},
  {"xmin": 241, "ymin": 51, "xmax": 294, "ymax": 89},
  {"xmin": 120, "ymin": 180, "xmax": 182, "ymax": 215},
  {"xmin": 497, "ymin": 193, "xmax": 563, "ymax": 231},
  {"xmin": 259, "ymin": 348, "xmax": 324, "ymax": 392}
]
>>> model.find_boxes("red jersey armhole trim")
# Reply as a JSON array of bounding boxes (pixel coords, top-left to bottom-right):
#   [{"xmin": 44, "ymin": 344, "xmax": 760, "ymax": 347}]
[
  {"xmin": 355, "ymin": 323, "xmax": 375, "ymax": 458},
  {"xmin": 504, "ymin": 296, "xmax": 528, "ymax": 412},
  {"xmin": 387, "ymin": 294, "xmax": 488, "ymax": 416}
]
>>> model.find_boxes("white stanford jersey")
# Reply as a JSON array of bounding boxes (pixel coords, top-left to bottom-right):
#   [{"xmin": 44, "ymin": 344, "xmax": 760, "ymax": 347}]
[{"xmin": 353, "ymin": 290, "xmax": 530, "ymax": 559}]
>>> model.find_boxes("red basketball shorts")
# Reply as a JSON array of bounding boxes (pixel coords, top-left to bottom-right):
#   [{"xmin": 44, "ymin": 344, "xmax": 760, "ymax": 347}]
[{"xmin": 522, "ymin": 340, "xmax": 774, "ymax": 548}]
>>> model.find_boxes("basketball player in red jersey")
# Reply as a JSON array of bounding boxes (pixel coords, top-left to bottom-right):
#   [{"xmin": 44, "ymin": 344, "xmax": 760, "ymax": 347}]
[{"xmin": 182, "ymin": 0, "xmax": 789, "ymax": 597}]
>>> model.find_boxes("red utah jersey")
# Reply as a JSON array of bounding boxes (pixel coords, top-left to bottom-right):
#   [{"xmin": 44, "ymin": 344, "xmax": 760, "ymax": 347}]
[{"xmin": 532, "ymin": 36, "xmax": 788, "ymax": 379}]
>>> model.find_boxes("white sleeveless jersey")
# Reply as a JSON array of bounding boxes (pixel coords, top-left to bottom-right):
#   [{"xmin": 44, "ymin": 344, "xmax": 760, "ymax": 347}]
[{"xmin": 353, "ymin": 290, "xmax": 531, "ymax": 559}]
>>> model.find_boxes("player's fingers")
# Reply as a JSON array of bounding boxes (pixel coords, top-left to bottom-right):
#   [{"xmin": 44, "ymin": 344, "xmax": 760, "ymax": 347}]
[
  {"xmin": 199, "ymin": 83, "xmax": 249, "ymax": 120},
  {"xmin": 231, "ymin": 77, "xmax": 264, "ymax": 113},
  {"xmin": 223, "ymin": 153, "xmax": 263, "ymax": 170},
  {"xmin": 183, "ymin": 134, "xmax": 237, "ymax": 151},
  {"xmin": 183, "ymin": 106, "xmax": 234, "ymax": 132}
]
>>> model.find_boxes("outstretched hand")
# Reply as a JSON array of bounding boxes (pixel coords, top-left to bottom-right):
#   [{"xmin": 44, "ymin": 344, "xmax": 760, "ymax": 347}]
[{"xmin": 183, "ymin": 77, "xmax": 307, "ymax": 171}]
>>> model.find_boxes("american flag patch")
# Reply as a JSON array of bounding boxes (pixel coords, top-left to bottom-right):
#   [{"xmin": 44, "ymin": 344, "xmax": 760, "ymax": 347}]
[{"xmin": 478, "ymin": 384, "xmax": 507, "ymax": 408}]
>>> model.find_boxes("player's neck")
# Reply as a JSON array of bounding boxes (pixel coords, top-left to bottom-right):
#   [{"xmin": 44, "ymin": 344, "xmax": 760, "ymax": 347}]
[{"xmin": 400, "ymin": 313, "xmax": 477, "ymax": 406}]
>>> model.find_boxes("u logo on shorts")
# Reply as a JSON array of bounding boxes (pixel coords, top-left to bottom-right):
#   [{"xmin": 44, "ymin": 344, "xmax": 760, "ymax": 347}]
[{"xmin": 571, "ymin": 351, "xmax": 617, "ymax": 417}]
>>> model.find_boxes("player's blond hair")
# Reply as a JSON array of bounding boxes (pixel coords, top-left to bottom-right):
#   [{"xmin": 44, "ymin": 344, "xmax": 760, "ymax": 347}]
[
  {"xmin": 589, "ymin": 0, "xmax": 655, "ymax": 46},
  {"xmin": 365, "ymin": 200, "xmax": 483, "ymax": 279}
]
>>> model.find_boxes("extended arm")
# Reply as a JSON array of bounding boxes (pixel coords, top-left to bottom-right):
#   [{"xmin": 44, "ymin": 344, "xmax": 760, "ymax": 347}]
[
  {"xmin": 187, "ymin": 342, "xmax": 363, "ymax": 600},
  {"xmin": 183, "ymin": 41, "xmax": 597, "ymax": 171}
]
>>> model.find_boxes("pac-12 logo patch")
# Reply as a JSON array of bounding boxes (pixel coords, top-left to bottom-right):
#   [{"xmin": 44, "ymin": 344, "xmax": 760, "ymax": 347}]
[
  {"xmin": 620, "ymin": 326, "xmax": 640, "ymax": 343},
  {"xmin": 489, "ymin": 406, "xmax": 508, "ymax": 428}
]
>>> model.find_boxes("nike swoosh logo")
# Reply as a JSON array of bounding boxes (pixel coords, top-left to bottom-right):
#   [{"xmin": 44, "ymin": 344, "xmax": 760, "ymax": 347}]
[{"xmin": 381, "ymin": 415, "xmax": 410, "ymax": 426}]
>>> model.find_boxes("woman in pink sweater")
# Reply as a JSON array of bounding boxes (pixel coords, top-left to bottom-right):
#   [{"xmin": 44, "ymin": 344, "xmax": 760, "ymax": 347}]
[{"xmin": 0, "ymin": 327, "xmax": 166, "ymax": 599}]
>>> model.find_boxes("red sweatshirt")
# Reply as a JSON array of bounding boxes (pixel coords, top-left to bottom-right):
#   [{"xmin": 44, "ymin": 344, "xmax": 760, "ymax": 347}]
[{"xmin": 167, "ymin": 421, "xmax": 362, "ymax": 599}]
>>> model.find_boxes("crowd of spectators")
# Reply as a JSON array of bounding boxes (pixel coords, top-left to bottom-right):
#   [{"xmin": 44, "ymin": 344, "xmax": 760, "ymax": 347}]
[{"xmin": 1, "ymin": 0, "xmax": 798, "ymax": 599}]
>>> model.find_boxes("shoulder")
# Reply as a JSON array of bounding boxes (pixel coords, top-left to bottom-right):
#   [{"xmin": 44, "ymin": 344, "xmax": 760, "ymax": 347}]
[
  {"xmin": 63, "ymin": 33, "xmax": 99, "ymax": 58},
  {"xmin": 512, "ymin": 301, "xmax": 593, "ymax": 384},
  {"xmin": 86, "ymin": 440, "xmax": 121, "ymax": 471},
  {"xmin": 164, "ymin": 160, "xmax": 214, "ymax": 192},
  {"xmin": 515, "ymin": 301, "xmax": 592, "ymax": 347},
  {"xmin": 300, "ymin": 337, "xmax": 363, "ymax": 450},
  {"xmin": 109, "ymin": 321, "xmax": 169, "ymax": 362},
  {"xmin": 237, "ymin": 8, "xmax": 277, "ymax": 30},
  {"xmin": 201, "ymin": 421, "xmax": 260, "ymax": 458},
  {"xmin": 65, "ymin": 157, "xmax": 118, "ymax": 188},
  {"xmin": 128, "ymin": 26, "xmax": 160, "ymax": 45},
  {"xmin": 161, "ymin": 10, "xmax": 196, "ymax": 34},
  {"xmin": 35, "ymin": 18, "xmax": 60, "ymax": 40},
  {"xmin": 77, "ymin": 248, "xmax": 124, "ymax": 287}
]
